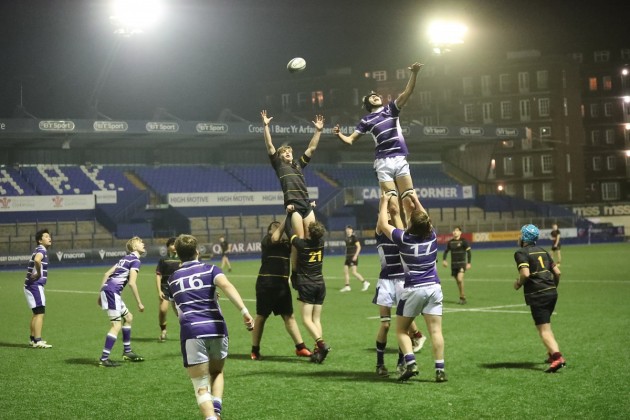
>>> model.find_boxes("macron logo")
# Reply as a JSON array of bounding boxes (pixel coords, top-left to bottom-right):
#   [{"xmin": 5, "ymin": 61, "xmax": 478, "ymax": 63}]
[
  {"xmin": 56, "ymin": 252, "xmax": 64, "ymax": 261},
  {"xmin": 99, "ymin": 250, "xmax": 106, "ymax": 260}
]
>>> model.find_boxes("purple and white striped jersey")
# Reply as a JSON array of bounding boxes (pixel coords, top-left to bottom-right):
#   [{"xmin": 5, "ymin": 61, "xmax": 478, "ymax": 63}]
[
  {"xmin": 376, "ymin": 231, "xmax": 404, "ymax": 281},
  {"xmin": 168, "ymin": 261, "xmax": 228, "ymax": 340},
  {"xmin": 355, "ymin": 101, "xmax": 409, "ymax": 160},
  {"xmin": 391, "ymin": 228, "xmax": 440, "ymax": 288},
  {"xmin": 24, "ymin": 245, "xmax": 48, "ymax": 286},
  {"xmin": 101, "ymin": 253, "xmax": 141, "ymax": 295}
]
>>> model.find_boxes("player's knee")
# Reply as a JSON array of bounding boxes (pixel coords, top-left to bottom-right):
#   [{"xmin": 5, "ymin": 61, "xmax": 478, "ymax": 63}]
[
  {"xmin": 380, "ymin": 316, "xmax": 391, "ymax": 330},
  {"xmin": 123, "ymin": 312, "xmax": 133, "ymax": 324},
  {"xmin": 191, "ymin": 375, "xmax": 212, "ymax": 406},
  {"xmin": 400, "ymin": 188, "xmax": 415, "ymax": 200}
]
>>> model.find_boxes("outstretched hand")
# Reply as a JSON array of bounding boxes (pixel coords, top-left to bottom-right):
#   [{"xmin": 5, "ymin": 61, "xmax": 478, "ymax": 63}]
[
  {"xmin": 312, "ymin": 114, "xmax": 324, "ymax": 131},
  {"xmin": 409, "ymin": 62, "xmax": 424, "ymax": 73},
  {"xmin": 261, "ymin": 110, "xmax": 273, "ymax": 126}
]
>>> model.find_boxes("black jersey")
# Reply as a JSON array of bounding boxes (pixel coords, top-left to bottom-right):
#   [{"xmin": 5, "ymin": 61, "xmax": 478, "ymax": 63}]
[
  {"xmin": 257, "ymin": 234, "xmax": 291, "ymax": 284},
  {"xmin": 443, "ymin": 238, "xmax": 471, "ymax": 268},
  {"xmin": 220, "ymin": 240, "xmax": 229, "ymax": 256},
  {"xmin": 289, "ymin": 235, "xmax": 325, "ymax": 286},
  {"xmin": 156, "ymin": 254, "xmax": 180, "ymax": 284},
  {"xmin": 269, "ymin": 152, "xmax": 311, "ymax": 207},
  {"xmin": 514, "ymin": 245, "xmax": 558, "ymax": 304},
  {"xmin": 345, "ymin": 234, "xmax": 359, "ymax": 258}
]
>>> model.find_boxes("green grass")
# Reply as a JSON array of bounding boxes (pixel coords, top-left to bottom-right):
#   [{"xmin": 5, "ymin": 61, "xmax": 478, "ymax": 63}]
[{"xmin": 1, "ymin": 243, "xmax": 629, "ymax": 419}]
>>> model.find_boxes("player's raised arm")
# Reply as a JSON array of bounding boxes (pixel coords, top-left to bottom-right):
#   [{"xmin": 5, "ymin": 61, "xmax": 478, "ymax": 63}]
[
  {"xmin": 333, "ymin": 124, "xmax": 361, "ymax": 146},
  {"xmin": 396, "ymin": 62, "xmax": 424, "ymax": 109},
  {"xmin": 377, "ymin": 193, "xmax": 396, "ymax": 240},
  {"xmin": 261, "ymin": 110, "xmax": 276, "ymax": 155},
  {"xmin": 305, "ymin": 115, "xmax": 324, "ymax": 157}
]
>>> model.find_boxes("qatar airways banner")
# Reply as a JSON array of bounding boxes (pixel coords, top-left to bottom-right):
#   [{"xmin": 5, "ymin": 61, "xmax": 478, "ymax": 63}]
[
  {"xmin": 359, "ymin": 185, "xmax": 475, "ymax": 201},
  {"xmin": 168, "ymin": 188, "xmax": 319, "ymax": 208},
  {"xmin": 0, "ymin": 195, "xmax": 95, "ymax": 212}
]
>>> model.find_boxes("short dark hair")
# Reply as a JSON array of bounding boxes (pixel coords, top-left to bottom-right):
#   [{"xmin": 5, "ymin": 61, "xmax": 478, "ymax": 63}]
[
  {"xmin": 175, "ymin": 234, "xmax": 198, "ymax": 262},
  {"xmin": 345, "ymin": 225, "xmax": 353, "ymax": 230},
  {"xmin": 268, "ymin": 221, "xmax": 281, "ymax": 233},
  {"xmin": 166, "ymin": 237, "xmax": 176, "ymax": 247},
  {"xmin": 35, "ymin": 229, "xmax": 50, "ymax": 243},
  {"xmin": 308, "ymin": 221, "xmax": 326, "ymax": 241}
]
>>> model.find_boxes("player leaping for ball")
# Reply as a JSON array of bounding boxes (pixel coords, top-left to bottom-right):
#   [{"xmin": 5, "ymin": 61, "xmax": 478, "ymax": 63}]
[
  {"xmin": 261, "ymin": 110, "xmax": 324, "ymax": 281},
  {"xmin": 333, "ymin": 62, "xmax": 424, "ymax": 227}
]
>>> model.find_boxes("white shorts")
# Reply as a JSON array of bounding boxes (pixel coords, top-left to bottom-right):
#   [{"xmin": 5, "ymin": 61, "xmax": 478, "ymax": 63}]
[
  {"xmin": 396, "ymin": 283, "xmax": 443, "ymax": 318},
  {"xmin": 182, "ymin": 337, "xmax": 229, "ymax": 367},
  {"xmin": 100, "ymin": 290, "xmax": 129, "ymax": 320},
  {"xmin": 373, "ymin": 156, "xmax": 411, "ymax": 183},
  {"xmin": 373, "ymin": 278, "xmax": 405, "ymax": 307}
]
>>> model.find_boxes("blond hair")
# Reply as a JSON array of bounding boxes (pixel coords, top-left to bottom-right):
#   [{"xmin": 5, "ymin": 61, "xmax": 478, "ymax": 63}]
[{"xmin": 126, "ymin": 236, "xmax": 143, "ymax": 253}]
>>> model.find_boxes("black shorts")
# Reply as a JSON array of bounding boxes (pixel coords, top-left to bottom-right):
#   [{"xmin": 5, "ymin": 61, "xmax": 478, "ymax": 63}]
[
  {"xmin": 297, "ymin": 282, "xmax": 326, "ymax": 305},
  {"xmin": 451, "ymin": 266, "xmax": 465, "ymax": 277},
  {"xmin": 528, "ymin": 292, "xmax": 558, "ymax": 325},
  {"xmin": 160, "ymin": 282, "xmax": 173, "ymax": 300},
  {"xmin": 255, "ymin": 280, "xmax": 294, "ymax": 317},
  {"xmin": 551, "ymin": 245, "xmax": 561, "ymax": 251},
  {"xmin": 344, "ymin": 257, "xmax": 358, "ymax": 267},
  {"xmin": 289, "ymin": 200, "xmax": 314, "ymax": 219}
]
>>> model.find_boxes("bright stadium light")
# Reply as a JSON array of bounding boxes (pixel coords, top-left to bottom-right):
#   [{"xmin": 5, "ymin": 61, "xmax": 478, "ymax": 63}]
[
  {"xmin": 110, "ymin": 0, "xmax": 164, "ymax": 36},
  {"xmin": 428, "ymin": 20, "xmax": 467, "ymax": 55}
]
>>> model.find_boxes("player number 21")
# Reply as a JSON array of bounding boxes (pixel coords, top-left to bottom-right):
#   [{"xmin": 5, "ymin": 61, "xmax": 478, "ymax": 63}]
[{"xmin": 308, "ymin": 250, "xmax": 322, "ymax": 262}]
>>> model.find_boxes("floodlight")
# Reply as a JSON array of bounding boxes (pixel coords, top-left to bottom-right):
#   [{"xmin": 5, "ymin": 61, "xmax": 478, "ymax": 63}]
[
  {"xmin": 428, "ymin": 21, "xmax": 467, "ymax": 54},
  {"xmin": 110, "ymin": 0, "xmax": 164, "ymax": 36}
]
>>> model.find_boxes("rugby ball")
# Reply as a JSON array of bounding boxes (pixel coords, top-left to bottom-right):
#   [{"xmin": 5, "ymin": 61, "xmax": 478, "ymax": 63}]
[{"xmin": 287, "ymin": 57, "xmax": 306, "ymax": 73}]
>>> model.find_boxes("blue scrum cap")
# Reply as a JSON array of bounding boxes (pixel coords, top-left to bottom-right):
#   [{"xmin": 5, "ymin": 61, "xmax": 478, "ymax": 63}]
[{"xmin": 520, "ymin": 224, "xmax": 539, "ymax": 243}]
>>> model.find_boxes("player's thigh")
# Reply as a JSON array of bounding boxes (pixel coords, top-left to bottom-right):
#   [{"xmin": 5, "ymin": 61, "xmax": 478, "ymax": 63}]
[
  {"xmin": 290, "ymin": 212, "xmax": 305, "ymax": 237},
  {"xmin": 303, "ymin": 209, "xmax": 316, "ymax": 227},
  {"xmin": 379, "ymin": 180, "xmax": 397, "ymax": 194},
  {"xmin": 395, "ymin": 175, "xmax": 414, "ymax": 193}
]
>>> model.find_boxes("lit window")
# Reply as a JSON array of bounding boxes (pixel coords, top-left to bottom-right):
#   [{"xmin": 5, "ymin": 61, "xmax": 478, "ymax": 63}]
[
  {"xmin": 589, "ymin": 77, "xmax": 598, "ymax": 91},
  {"xmin": 311, "ymin": 91, "xmax": 324, "ymax": 108},
  {"xmin": 603, "ymin": 76, "xmax": 612, "ymax": 90}
]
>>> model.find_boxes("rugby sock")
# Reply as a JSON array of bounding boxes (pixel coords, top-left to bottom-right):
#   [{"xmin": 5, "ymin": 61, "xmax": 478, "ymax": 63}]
[
  {"xmin": 435, "ymin": 359, "xmax": 445, "ymax": 370},
  {"xmin": 101, "ymin": 333, "xmax": 117, "ymax": 361},
  {"xmin": 122, "ymin": 326, "xmax": 132, "ymax": 353},
  {"xmin": 30, "ymin": 335, "xmax": 35, "ymax": 342},
  {"xmin": 251, "ymin": 345, "xmax": 260, "ymax": 354},
  {"xmin": 551, "ymin": 352, "xmax": 563, "ymax": 360},
  {"xmin": 376, "ymin": 341, "xmax": 386, "ymax": 366},
  {"xmin": 397, "ymin": 350, "xmax": 404, "ymax": 366},
  {"xmin": 295, "ymin": 342, "xmax": 307, "ymax": 351},
  {"xmin": 316, "ymin": 338, "xmax": 327, "ymax": 350},
  {"xmin": 213, "ymin": 398, "xmax": 222, "ymax": 417},
  {"xmin": 404, "ymin": 353, "xmax": 416, "ymax": 366}
]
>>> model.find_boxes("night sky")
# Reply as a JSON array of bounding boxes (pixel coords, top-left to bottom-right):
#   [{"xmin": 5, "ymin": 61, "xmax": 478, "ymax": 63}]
[{"xmin": 1, "ymin": 0, "xmax": 627, "ymax": 121}]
